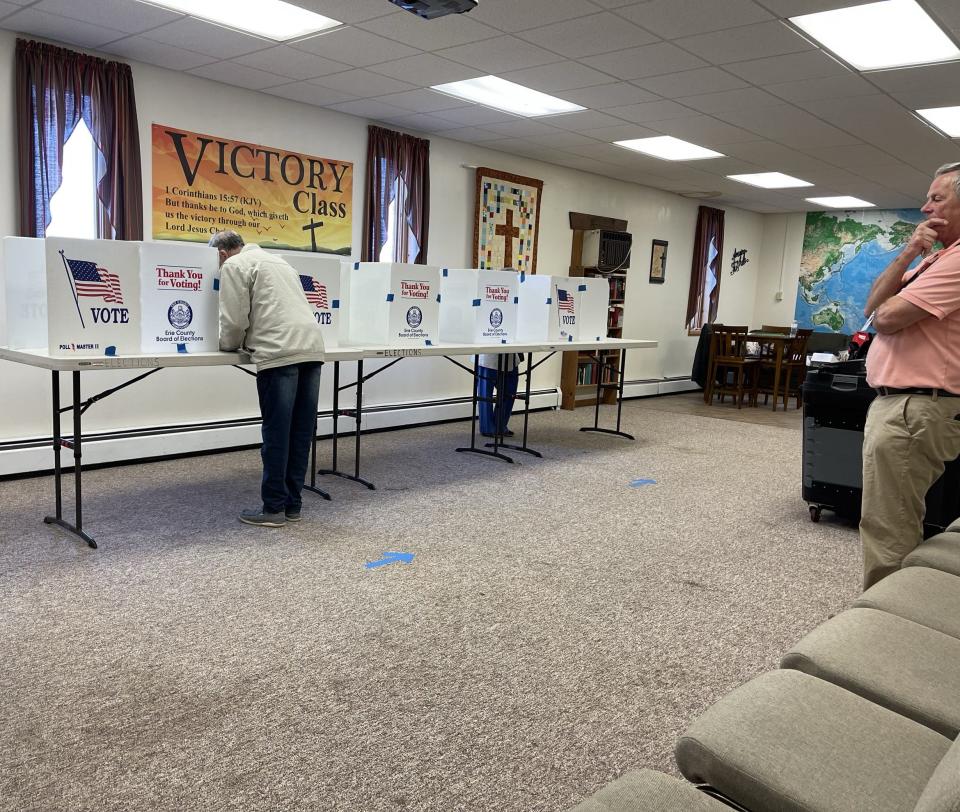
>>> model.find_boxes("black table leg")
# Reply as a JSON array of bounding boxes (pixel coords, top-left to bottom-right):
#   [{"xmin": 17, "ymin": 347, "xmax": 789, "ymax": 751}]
[
  {"xmin": 318, "ymin": 360, "xmax": 375, "ymax": 489},
  {"xmin": 580, "ymin": 348, "xmax": 634, "ymax": 440},
  {"xmin": 457, "ymin": 354, "xmax": 513, "ymax": 463},
  {"xmin": 493, "ymin": 351, "xmax": 541, "ymax": 458}
]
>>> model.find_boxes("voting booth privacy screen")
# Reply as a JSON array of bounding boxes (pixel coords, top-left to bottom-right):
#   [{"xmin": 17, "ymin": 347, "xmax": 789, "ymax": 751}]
[{"xmin": 2, "ymin": 242, "xmax": 614, "ymax": 358}]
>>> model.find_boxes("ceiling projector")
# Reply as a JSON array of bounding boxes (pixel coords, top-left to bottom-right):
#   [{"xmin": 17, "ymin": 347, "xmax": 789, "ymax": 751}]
[{"xmin": 388, "ymin": 0, "xmax": 478, "ymax": 19}]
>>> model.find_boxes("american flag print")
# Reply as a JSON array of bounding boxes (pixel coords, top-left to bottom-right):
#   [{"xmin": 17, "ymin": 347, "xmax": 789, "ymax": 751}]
[
  {"xmin": 299, "ymin": 275, "xmax": 329, "ymax": 309},
  {"xmin": 557, "ymin": 288, "xmax": 575, "ymax": 314},
  {"xmin": 66, "ymin": 257, "xmax": 123, "ymax": 304}
]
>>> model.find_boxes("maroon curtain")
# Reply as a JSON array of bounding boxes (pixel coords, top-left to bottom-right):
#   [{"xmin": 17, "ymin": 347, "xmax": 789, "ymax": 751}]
[
  {"xmin": 685, "ymin": 205, "xmax": 725, "ymax": 331},
  {"xmin": 362, "ymin": 125, "xmax": 430, "ymax": 263},
  {"xmin": 16, "ymin": 38, "xmax": 142, "ymax": 240}
]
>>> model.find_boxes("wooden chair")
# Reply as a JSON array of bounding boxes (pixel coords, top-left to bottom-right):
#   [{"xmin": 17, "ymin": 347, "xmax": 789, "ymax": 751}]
[
  {"xmin": 755, "ymin": 329, "xmax": 812, "ymax": 409},
  {"xmin": 705, "ymin": 325, "xmax": 757, "ymax": 408},
  {"xmin": 779, "ymin": 330, "xmax": 813, "ymax": 409}
]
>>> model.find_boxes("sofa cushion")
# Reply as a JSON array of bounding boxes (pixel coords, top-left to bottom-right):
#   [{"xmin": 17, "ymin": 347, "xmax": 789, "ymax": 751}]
[
  {"xmin": 902, "ymin": 532, "xmax": 960, "ymax": 577},
  {"xmin": 675, "ymin": 669, "xmax": 950, "ymax": 812},
  {"xmin": 854, "ymin": 567, "xmax": 960, "ymax": 640},
  {"xmin": 568, "ymin": 769, "xmax": 728, "ymax": 812},
  {"xmin": 781, "ymin": 609, "xmax": 960, "ymax": 737},
  {"xmin": 914, "ymin": 735, "xmax": 960, "ymax": 812}
]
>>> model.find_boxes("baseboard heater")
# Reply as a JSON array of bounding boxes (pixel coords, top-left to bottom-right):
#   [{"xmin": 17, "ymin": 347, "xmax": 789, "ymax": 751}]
[{"xmin": 0, "ymin": 388, "xmax": 560, "ymax": 478}]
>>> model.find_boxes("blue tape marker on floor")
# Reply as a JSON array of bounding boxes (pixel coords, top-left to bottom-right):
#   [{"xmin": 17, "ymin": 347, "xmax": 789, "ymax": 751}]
[
  {"xmin": 365, "ymin": 551, "xmax": 414, "ymax": 569},
  {"xmin": 630, "ymin": 478, "xmax": 657, "ymax": 487}
]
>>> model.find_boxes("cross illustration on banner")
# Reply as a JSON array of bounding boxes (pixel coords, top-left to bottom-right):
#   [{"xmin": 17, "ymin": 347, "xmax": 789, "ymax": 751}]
[{"xmin": 495, "ymin": 209, "xmax": 520, "ymax": 263}]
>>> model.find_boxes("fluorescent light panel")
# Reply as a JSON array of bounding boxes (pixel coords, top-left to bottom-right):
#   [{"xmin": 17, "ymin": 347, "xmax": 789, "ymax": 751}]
[
  {"xmin": 430, "ymin": 76, "xmax": 585, "ymax": 117},
  {"xmin": 614, "ymin": 136, "xmax": 724, "ymax": 161},
  {"xmin": 139, "ymin": 0, "xmax": 341, "ymax": 41},
  {"xmin": 806, "ymin": 196, "xmax": 875, "ymax": 208},
  {"xmin": 790, "ymin": 0, "xmax": 960, "ymax": 71},
  {"xmin": 728, "ymin": 172, "xmax": 813, "ymax": 188},
  {"xmin": 916, "ymin": 106, "xmax": 960, "ymax": 137}
]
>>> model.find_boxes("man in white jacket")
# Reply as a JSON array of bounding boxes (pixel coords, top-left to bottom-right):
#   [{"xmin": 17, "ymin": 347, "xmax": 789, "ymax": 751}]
[{"xmin": 210, "ymin": 231, "xmax": 326, "ymax": 527}]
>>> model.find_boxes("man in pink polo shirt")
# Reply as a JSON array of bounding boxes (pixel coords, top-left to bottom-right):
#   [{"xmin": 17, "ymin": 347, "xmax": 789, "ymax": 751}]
[{"xmin": 861, "ymin": 161, "xmax": 960, "ymax": 589}]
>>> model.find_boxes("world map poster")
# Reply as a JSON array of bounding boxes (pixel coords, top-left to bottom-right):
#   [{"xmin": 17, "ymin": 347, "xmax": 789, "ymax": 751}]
[{"xmin": 796, "ymin": 209, "xmax": 926, "ymax": 333}]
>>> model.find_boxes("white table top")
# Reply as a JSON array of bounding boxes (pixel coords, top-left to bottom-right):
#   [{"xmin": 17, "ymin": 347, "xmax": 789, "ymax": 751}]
[{"xmin": 0, "ymin": 337, "xmax": 656, "ymax": 371}]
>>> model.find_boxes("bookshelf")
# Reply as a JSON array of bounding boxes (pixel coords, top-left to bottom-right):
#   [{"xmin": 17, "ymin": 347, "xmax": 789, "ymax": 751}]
[{"xmin": 560, "ymin": 212, "xmax": 628, "ymax": 410}]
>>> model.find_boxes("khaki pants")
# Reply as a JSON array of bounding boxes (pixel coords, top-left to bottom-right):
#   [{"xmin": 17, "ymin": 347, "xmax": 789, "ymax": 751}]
[{"xmin": 860, "ymin": 393, "xmax": 960, "ymax": 589}]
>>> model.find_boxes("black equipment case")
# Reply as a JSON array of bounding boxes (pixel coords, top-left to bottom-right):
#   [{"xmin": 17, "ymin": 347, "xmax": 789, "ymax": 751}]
[{"xmin": 801, "ymin": 361, "xmax": 960, "ymax": 536}]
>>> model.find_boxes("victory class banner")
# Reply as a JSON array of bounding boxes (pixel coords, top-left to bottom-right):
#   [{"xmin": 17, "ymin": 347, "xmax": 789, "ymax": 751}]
[{"xmin": 152, "ymin": 124, "xmax": 353, "ymax": 254}]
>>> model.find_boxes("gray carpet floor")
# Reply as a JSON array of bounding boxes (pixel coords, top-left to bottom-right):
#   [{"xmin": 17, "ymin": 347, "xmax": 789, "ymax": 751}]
[{"xmin": 0, "ymin": 394, "xmax": 860, "ymax": 811}]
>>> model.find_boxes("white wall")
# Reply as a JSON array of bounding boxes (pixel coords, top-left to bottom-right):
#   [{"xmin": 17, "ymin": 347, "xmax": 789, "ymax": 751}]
[
  {"xmin": 0, "ymin": 28, "xmax": 785, "ymax": 469},
  {"xmin": 754, "ymin": 213, "xmax": 806, "ymax": 328}
]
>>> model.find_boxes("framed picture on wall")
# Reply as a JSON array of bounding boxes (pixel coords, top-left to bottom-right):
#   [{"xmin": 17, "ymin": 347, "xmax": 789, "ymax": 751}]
[{"xmin": 649, "ymin": 239, "xmax": 667, "ymax": 284}]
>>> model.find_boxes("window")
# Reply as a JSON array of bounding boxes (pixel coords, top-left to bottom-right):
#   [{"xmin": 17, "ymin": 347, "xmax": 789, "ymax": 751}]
[
  {"xmin": 45, "ymin": 119, "xmax": 99, "ymax": 239},
  {"xmin": 378, "ymin": 174, "xmax": 421, "ymax": 263}
]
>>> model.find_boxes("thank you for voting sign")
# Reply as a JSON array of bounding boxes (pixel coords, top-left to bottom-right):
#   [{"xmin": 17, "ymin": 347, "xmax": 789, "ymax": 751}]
[
  {"xmin": 46, "ymin": 237, "xmax": 140, "ymax": 357},
  {"xmin": 140, "ymin": 241, "xmax": 219, "ymax": 353}
]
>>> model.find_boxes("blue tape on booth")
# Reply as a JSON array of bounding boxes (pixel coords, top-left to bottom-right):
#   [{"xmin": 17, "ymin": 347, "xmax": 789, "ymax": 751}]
[
  {"xmin": 546, "ymin": 298, "xmax": 552, "ymax": 304},
  {"xmin": 513, "ymin": 296, "xmax": 518, "ymax": 304},
  {"xmin": 578, "ymin": 284, "xmax": 587, "ymax": 291},
  {"xmin": 213, "ymin": 278, "xmax": 220, "ymax": 291},
  {"xmin": 520, "ymin": 272, "xmax": 526, "ymax": 282},
  {"xmin": 332, "ymin": 300, "xmax": 340, "ymax": 309},
  {"xmin": 425, "ymin": 340, "xmax": 433, "ymax": 346},
  {"xmin": 386, "ymin": 293, "xmax": 394, "ymax": 302},
  {"xmin": 105, "ymin": 346, "xmax": 116, "ymax": 356},
  {"xmin": 472, "ymin": 299, "xmax": 481, "ymax": 306},
  {"xmin": 177, "ymin": 343, "xmax": 187, "ymax": 353},
  {"xmin": 437, "ymin": 294, "xmax": 442, "ymax": 302},
  {"xmin": 353, "ymin": 262, "xmax": 360, "ymax": 270},
  {"xmin": 443, "ymin": 268, "xmax": 448, "ymax": 277}
]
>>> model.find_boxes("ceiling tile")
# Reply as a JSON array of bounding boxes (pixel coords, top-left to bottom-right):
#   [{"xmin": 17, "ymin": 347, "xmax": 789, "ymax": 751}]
[
  {"xmin": 370, "ymin": 88, "xmax": 469, "ymax": 113},
  {"xmin": 634, "ymin": 67, "xmax": 748, "ymax": 98},
  {"xmin": 292, "ymin": 27, "xmax": 421, "ymax": 67},
  {"xmin": 288, "ymin": 0, "xmax": 399, "ymax": 23},
  {"xmin": 756, "ymin": 0, "xmax": 872, "ymax": 14},
  {"xmin": 310, "ymin": 69, "xmax": 418, "ymax": 97},
  {"xmin": 801, "ymin": 144, "xmax": 902, "ymax": 170},
  {"xmin": 33, "ymin": 0, "xmax": 183, "ymax": 33},
  {"xmin": 723, "ymin": 49, "xmax": 849, "ymax": 84},
  {"xmin": 721, "ymin": 140, "xmax": 851, "ymax": 171},
  {"xmin": 606, "ymin": 99, "xmax": 701, "ymax": 124},
  {"xmin": 925, "ymin": 0, "xmax": 960, "ymax": 29},
  {"xmin": 437, "ymin": 35, "xmax": 563, "ymax": 73},
  {"xmin": 529, "ymin": 131, "xmax": 601, "ymax": 149},
  {"xmin": 517, "ymin": 13, "xmax": 659, "ymax": 59},
  {"xmin": 101, "ymin": 36, "xmax": 218, "ymax": 71},
  {"xmin": 467, "ymin": 0, "xmax": 606, "ymax": 32},
  {"xmin": 441, "ymin": 126, "xmax": 510, "ymax": 143},
  {"xmin": 261, "ymin": 82, "xmax": 356, "ymax": 106},
  {"xmin": 559, "ymin": 82, "xmax": 659, "ymax": 109},
  {"xmin": 376, "ymin": 112, "xmax": 464, "ymax": 132},
  {"xmin": 0, "ymin": 0, "xmax": 20, "ymax": 16},
  {"xmin": 765, "ymin": 74, "xmax": 876, "ymax": 103},
  {"xmin": 579, "ymin": 123, "xmax": 662, "ymax": 141},
  {"xmin": 188, "ymin": 61, "xmax": 290, "ymax": 91},
  {"xmin": 357, "ymin": 10, "xmax": 501, "ymax": 51},
  {"xmin": 675, "ymin": 21, "xmax": 812, "ymax": 64},
  {"xmin": 327, "ymin": 98, "xmax": 412, "ymax": 119},
  {"xmin": 430, "ymin": 105, "xmax": 521, "ymax": 126},
  {"xmin": 712, "ymin": 105, "xmax": 861, "ymax": 149},
  {"xmin": 582, "ymin": 42, "xmax": 708, "ymax": 80},
  {"xmin": 501, "ymin": 61, "xmax": 617, "ymax": 92},
  {"xmin": 679, "ymin": 87, "xmax": 784, "ymax": 115},
  {"xmin": 541, "ymin": 110, "xmax": 633, "ymax": 131},
  {"xmin": 365, "ymin": 53, "xmax": 482, "ymax": 86},
  {"xmin": 647, "ymin": 115, "xmax": 761, "ymax": 145},
  {"xmin": 143, "ymin": 17, "xmax": 271, "ymax": 59},
  {"xmin": 482, "ymin": 119, "xmax": 565, "ymax": 137},
  {"xmin": 866, "ymin": 62, "xmax": 960, "ymax": 97},
  {"xmin": 1, "ymin": 7, "xmax": 127, "ymax": 47},
  {"xmin": 233, "ymin": 46, "xmax": 350, "ymax": 80},
  {"xmin": 615, "ymin": 0, "xmax": 772, "ymax": 38},
  {"xmin": 589, "ymin": 0, "xmax": 648, "ymax": 7}
]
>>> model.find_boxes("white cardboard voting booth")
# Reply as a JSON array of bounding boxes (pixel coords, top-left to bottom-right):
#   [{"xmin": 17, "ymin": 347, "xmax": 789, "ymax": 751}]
[
  {"xmin": 0, "ymin": 237, "xmax": 46, "ymax": 350},
  {"xmin": 46, "ymin": 237, "xmax": 141, "ymax": 357},
  {"xmin": 439, "ymin": 268, "xmax": 519, "ymax": 345},
  {"xmin": 281, "ymin": 253, "xmax": 345, "ymax": 348},
  {"xmin": 515, "ymin": 272, "xmax": 553, "ymax": 343},
  {"xmin": 550, "ymin": 276, "xmax": 610, "ymax": 342},
  {"xmin": 140, "ymin": 241, "xmax": 220, "ymax": 353},
  {"xmin": 347, "ymin": 262, "xmax": 441, "ymax": 345}
]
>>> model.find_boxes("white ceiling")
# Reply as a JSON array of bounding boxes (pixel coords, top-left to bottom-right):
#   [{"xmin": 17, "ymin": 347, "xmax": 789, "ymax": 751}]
[{"xmin": 3, "ymin": 0, "xmax": 960, "ymax": 213}]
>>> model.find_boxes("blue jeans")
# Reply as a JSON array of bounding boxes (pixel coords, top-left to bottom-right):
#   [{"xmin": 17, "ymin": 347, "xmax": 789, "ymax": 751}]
[
  {"xmin": 256, "ymin": 362, "xmax": 323, "ymax": 514},
  {"xmin": 477, "ymin": 365, "xmax": 518, "ymax": 435}
]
